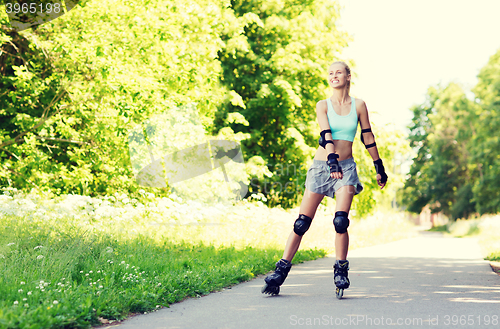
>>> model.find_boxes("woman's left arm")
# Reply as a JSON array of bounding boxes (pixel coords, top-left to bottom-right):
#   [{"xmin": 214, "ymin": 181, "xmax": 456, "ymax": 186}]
[{"xmin": 357, "ymin": 99, "xmax": 387, "ymax": 189}]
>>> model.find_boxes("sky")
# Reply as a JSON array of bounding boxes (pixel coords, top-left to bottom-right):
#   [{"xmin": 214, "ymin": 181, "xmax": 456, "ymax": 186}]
[{"xmin": 336, "ymin": 0, "xmax": 500, "ymax": 133}]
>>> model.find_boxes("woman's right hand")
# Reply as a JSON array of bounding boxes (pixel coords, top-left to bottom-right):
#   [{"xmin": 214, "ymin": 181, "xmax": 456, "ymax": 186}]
[
  {"xmin": 327, "ymin": 153, "xmax": 343, "ymax": 179},
  {"xmin": 331, "ymin": 171, "xmax": 343, "ymax": 180}
]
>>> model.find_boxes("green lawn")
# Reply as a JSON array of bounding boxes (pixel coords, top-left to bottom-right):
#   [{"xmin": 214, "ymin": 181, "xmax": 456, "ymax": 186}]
[{"xmin": 0, "ymin": 217, "xmax": 324, "ymax": 328}]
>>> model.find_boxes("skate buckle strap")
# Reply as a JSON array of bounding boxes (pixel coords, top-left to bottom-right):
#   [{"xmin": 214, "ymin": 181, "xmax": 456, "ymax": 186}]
[{"xmin": 277, "ymin": 259, "xmax": 292, "ymax": 268}]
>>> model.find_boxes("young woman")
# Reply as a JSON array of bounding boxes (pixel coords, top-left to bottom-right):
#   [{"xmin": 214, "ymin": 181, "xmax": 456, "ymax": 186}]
[{"xmin": 261, "ymin": 61, "xmax": 388, "ymax": 298}]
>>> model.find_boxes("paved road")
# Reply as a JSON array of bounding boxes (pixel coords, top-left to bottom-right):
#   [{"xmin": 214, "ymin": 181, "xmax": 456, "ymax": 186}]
[{"xmin": 105, "ymin": 232, "xmax": 500, "ymax": 329}]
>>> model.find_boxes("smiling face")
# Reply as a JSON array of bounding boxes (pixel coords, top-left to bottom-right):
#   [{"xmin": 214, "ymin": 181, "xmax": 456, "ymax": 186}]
[{"xmin": 328, "ymin": 62, "xmax": 351, "ymax": 89}]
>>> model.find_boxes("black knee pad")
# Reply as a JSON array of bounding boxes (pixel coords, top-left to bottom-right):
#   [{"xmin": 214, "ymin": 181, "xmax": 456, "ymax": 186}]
[
  {"xmin": 293, "ymin": 214, "xmax": 312, "ymax": 236},
  {"xmin": 333, "ymin": 211, "xmax": 349, "ymax": 233}
]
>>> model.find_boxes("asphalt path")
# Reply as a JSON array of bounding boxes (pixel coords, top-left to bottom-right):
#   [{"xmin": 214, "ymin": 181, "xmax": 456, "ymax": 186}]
[{"xmin": 104, "ymin": 232, "xmax": 500, "ymax": 329}]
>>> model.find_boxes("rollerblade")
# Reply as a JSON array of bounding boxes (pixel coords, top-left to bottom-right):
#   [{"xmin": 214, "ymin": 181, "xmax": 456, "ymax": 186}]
[
  {"xmin": 261, "ymin": 259, "xmax": 292, "ymax": 296},
  {"xmin": 334, "ymin": 260, "xmax": 350, "ymax": 299}
]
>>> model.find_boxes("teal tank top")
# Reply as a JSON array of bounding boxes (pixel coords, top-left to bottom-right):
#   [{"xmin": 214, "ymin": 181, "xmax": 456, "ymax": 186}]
[{"xmin": 327, "ymin": 96, "xmax": 358, "ymax": 142}]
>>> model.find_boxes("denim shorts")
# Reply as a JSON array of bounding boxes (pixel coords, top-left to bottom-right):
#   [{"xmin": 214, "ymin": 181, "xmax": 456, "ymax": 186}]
[{"xmin": 304, "ymin": 157, "xmax": 363, "ymax": 198}]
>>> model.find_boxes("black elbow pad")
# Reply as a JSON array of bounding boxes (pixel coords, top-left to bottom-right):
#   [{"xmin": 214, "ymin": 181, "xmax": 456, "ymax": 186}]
[
  {"xmin": 360, "ymin": 128, "xmax": 376, "ymax": 149},
  {"xmin": 319, "ymin": 129, "xmax": 333, "ymax": 148}
]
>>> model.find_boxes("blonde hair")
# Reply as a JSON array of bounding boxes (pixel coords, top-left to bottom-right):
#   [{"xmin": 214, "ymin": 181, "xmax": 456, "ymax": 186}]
[{"xmin": 330, "ymin": 61, "xmax": 351, "ymax": 94}]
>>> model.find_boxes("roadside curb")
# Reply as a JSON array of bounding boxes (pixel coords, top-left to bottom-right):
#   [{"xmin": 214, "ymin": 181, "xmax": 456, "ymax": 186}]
[{"xmin": 490, "ymin": 261, "xmax": 500, "ymax": 275}]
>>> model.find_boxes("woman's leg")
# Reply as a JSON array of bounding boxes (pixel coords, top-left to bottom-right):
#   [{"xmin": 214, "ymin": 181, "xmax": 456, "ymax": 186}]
[
  {"xmin": 334, "ymin": 185, "xmax": 355, "ymax": 260},
  {"xmin": 282, "ymin": 188, "xmax": 324, "ymax": 261}
]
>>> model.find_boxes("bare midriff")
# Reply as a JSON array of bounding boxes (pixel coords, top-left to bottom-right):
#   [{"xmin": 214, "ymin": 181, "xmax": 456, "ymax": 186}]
[{"xmin": 313, "ymin": 140, "xmax": 353, "ymax": 162}]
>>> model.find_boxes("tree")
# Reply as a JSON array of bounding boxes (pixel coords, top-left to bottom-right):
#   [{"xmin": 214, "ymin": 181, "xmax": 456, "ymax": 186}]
[
  {"xmin": 214, "ymin": 0, "xmax": 350, "ymax": 207},
  {"xmin": 469, "ymin": 49, "xmax": 500, "ymax": 214},
  {"xmin": 1, "ymin": 0, "xmax": 406, "ymax": 216},
  {"xmin": 0, "ymin": 0, "xmax": 234, "ymax": 195},
  {"xmin": 402, "ymin": 83, "xmax": 475, "ymax": 219}
]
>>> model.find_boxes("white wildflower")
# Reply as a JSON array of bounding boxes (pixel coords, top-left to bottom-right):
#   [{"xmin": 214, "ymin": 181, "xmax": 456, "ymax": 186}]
[
  {"xmin": 37, "ymin": 255, "xmax": 44, "ymax": 260},
  {"xmin": 13, "ymin": 301, "xmax": 18, "ymax": 305},
  {"xmin": 34, "ymin": 246, "xmax": 43, "ymax": 250}
]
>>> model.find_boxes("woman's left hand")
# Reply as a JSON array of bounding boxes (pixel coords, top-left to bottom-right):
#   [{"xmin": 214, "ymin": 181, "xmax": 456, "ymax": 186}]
[{"xmin": 376, "ymin": 174, "xmax": 386, "ymax": 189}]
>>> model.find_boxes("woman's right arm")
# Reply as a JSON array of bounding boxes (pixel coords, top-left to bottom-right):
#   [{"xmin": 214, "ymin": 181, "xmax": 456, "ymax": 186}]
[{"xmin": 316, "ymin": 100, "xmax": 342, "ymax": 179}]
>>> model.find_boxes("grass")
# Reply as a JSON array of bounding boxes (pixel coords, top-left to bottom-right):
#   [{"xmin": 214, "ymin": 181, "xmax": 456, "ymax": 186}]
[
  {"xmin": 0, "ymin": 219, "xmax": 324, "ymax": 328},
  {"xmin": 427, "ymin": 224, "xmax": 448, "ymax": 232},
  {"xmin": 0, "ymin": 190, "xmax": 417, "ymax": 328},
  {"xmin": 487, "ymin": 252, "xmax": 500, "ymax": 262}
]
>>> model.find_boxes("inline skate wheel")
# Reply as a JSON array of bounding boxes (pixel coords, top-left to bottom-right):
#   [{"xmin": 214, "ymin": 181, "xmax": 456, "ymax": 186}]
[
  {"xmin": 261, "ymin": 283, "xmax": 280, "ymax": 296},
  {"xmin": 336, "ymin": 287, "xmax": 344, "ymax": 299}
]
